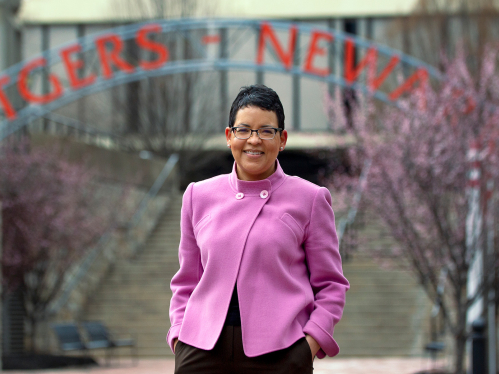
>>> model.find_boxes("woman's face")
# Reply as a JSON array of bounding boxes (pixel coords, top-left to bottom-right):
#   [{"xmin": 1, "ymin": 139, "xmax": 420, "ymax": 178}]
[{"xmin": 225, "ymin": 106, "xmax": 287, "ymax": 181}]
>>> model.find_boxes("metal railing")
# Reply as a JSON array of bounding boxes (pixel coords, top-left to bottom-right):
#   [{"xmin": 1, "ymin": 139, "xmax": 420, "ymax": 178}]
[
  {"xmin": 38, "ymin": 112, "xmax": 131, "ymax": 151},
  {"xmin": 128, "ymin": 153, "xmax": 179, "ymax": 256},
  {"xmin": 48, "ymin": 153, "xmax": 179, "ymax": 315},
  {"xmin": 337, "ymin": 159, "xmax": 371, "ymax": 260}
]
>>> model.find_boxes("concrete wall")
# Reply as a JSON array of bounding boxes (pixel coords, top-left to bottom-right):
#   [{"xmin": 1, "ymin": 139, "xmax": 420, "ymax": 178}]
[
  {"xmin": 31, "ymin": 133, "xmax": 170, "ymax": 189},
  {"xmin": 17, "ymin": 0, "xmax": 420, "ymax": 24}
]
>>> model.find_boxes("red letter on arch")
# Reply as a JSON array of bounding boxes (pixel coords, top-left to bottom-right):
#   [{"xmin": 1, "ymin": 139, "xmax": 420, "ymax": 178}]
[
  {"xmin": 367, "ymin": 52, "xmax": 400, "ymax": 91},
  {"xmin": 344, "ymin": 39, "xmax": 400, "ymax": 92},
  {"xmin": 303, "ymin": 30, "xmax": 333, "ymax": 76},
  {"xmin": 95, "ymin": 34, "xmax": 135, "ymax": 79},
  {"xmin": 136, "ymin": 24, "xmax": 169, "ymax": 70},
  {"xmin": 0, "ymin": 76, "xmax": 17, "ymax": 120},
  {"xmin": 60, "ymin": 44, "xmax": 97, "ymax": 89},
  {"xmin": 344, "ymin": 39, "xmax": 376, "ymax": 84},
  {"xmin": 18, "ymin": 58, "xmax": 64, "ymax": 104},
  {"xmin": 388, "ymin": 68, "xmax": 429, "ymax": 101},
  {"xmin": 257, "ymin": 22, "xmax": 297, "ymax": 70}
]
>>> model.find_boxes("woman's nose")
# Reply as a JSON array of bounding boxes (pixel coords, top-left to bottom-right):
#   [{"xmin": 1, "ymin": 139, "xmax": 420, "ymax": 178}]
[{"xmin": 247, "ymin": 132, "xmax": 261, "ymax": 144}]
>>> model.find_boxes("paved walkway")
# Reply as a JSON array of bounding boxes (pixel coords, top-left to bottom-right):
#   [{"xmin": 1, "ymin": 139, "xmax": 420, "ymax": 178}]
[{"xmin": 7, "ymin": 357, "xmax": 445, "ymax": 374}]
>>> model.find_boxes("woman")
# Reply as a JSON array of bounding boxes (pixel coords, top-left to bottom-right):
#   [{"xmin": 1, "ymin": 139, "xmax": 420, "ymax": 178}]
[{"xmin": 168, "ymin": 84, "xmax": 349, "ymax": 374}]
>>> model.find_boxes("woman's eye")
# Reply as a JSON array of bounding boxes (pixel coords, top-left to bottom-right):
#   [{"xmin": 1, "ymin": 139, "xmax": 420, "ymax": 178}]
[
  {"xmin": 261, "ymin": 129, "xmax": 273, "ymax": 135},
  {"xmin": 237, "ymin": 128, "xmax": 250, "ymax": 134}
]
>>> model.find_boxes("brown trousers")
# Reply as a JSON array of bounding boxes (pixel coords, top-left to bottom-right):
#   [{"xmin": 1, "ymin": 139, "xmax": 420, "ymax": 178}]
[{"xmin": 174, "ymin": 325, "xmax": 314, "ymax": 374}]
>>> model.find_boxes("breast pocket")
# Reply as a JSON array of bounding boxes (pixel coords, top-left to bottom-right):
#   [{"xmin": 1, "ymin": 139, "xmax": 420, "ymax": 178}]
[
  {"xmin": 193, "ymin": 214, "xmax": 211, "ymax": 238},
  {"xmin": 280, "ymin": 213, "xmax": 304, "ymax": 244}
]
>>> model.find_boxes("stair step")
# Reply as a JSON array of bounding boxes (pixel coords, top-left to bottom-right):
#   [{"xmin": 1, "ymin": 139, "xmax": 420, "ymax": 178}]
[{"xmin": 82, "ymin": 199, "xmax": 431, "ymax": 358}]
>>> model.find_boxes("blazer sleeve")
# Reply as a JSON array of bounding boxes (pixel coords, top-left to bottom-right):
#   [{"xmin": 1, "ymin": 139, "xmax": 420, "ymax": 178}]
[
  {"xmin": 167, "ymin": 182, "xmax": 203, "ymax": 353},
  {"xmin": 302, "ymin": 187, "xmax": 350, "ymax": 358}
]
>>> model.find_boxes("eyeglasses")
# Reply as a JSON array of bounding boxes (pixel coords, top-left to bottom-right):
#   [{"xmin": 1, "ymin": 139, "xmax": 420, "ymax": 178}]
[{"xmin": 232, "ymin": 127, "xmax": 282, "ymax": 140}]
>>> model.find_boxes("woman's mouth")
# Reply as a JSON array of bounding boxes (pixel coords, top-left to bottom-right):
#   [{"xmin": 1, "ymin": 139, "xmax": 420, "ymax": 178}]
[{"xmin": 244, "ymin": 150, "xmax": 264, "ymax": 155}]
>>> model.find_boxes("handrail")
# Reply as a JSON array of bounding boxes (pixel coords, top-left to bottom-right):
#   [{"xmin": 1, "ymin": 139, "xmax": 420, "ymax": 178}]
[
  {"xmin": 48, "ymin": 153, "xmax": 179, "ymax": 315},
  {"xmin": 39, "ymin": 112, "xmax": 130, "ymax": 150},
  {"xmin": 129, "ymin": 153, "xmax": 179, "ymax": 230},
  {"xmin": 337, "ymin": 159, "xmax": 371, "ymax": 254},
  {"xmin": 41, "ymin": 112, "xmax": 124, "ymax": 140}
]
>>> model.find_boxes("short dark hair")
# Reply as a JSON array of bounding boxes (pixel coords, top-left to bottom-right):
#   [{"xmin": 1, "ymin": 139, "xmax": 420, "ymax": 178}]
[{"xmin": 228, "ymin": 84, "xmax": 285, "ymax": 130}]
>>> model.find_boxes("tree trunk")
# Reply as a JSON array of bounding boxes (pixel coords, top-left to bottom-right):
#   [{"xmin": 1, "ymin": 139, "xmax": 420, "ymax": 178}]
[
  {"xmin": 454, "ymin": 332, "xmax": 467, "ymax": 374},
  {"xmin": 29, "ymin": 316, "xmax": 36, "ymax": 353},
  {"xmin": 454, "ymin": 305, "xmax": 468, "ymax": 374}
]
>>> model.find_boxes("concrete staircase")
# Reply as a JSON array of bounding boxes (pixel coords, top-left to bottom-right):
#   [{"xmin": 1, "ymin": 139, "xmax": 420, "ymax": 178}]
[
  {"xmin": 82, "ymin": 195, "xmax": 431, "ymax": 358},
  {"xmin": 333, "ymin": 211, "xmax": 431, "ymax": 357},
  {"xmin": 333, "ymin": 257, "xmax": 430, "ymax": 356},
  {"xmin": 82, "ymin": 193, "xmax": 183, "ymax": 358}
]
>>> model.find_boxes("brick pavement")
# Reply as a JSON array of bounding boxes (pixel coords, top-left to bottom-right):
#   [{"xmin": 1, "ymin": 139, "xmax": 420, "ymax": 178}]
[{"xmin": 7, "ymin": 357, "xmax": 439, "ymax": 374}]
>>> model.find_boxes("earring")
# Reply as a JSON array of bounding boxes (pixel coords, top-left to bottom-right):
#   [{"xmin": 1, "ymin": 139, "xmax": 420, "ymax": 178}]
[
  {"xmin": 227, "ymin": 144, "xmax": 231, "ymax": 148},
  {"xmin": 280, "ymin": 147, "xmax": 284, "ymax": 151}
]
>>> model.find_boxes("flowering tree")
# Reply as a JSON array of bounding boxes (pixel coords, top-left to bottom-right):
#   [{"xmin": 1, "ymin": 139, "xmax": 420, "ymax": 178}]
[
  {"xmin": 0, "ymin": 139, "xmax": 128, "ymax": 351},
  {"xmin": 325, "ymin": 46, "xmax": 499, "ymax": 374}
]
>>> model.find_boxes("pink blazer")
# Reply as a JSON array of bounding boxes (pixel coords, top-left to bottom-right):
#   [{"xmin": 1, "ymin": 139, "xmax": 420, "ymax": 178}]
[{"xmin": 167, "ymin": 161, "xmax": 349, "ymax": 358}]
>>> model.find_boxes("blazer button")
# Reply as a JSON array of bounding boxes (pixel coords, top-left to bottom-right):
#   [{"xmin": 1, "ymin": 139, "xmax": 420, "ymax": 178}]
[
  {"xmin": 236, "ymin": 192, "xmax": 244, "ymax": 199},
  {"xmin": 260, "ymin": 190, "xmax": 269, "ymax": 199}
]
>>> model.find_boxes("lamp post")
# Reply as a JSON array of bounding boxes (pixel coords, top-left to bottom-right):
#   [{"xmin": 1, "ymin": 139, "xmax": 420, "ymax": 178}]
[{"xmin": 466, "ymin": 140, "xmax": 483, "ymax": 327}]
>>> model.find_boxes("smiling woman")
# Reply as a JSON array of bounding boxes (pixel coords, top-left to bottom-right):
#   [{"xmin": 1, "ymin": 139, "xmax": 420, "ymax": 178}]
[
  {"xmin": 168, "ymin": 84, "xmax": 349, "ymax": 374},
  {"xmin": 225, "ymin": 106, "xmax": 287, "ymax": 181}
]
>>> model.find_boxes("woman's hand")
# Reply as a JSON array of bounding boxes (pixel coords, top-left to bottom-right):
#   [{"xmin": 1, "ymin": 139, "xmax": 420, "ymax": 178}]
[
  {"xmin": 305, "ymin": 334, "xmax": 320, "ymax": 360},
  {"xmin": 174, "ymin": 338, "xmax": 178, "ymax": 352}
]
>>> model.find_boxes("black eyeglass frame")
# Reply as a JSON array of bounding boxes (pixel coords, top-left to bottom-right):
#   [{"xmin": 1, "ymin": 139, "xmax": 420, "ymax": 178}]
[{"xmin": 231, "ymin": 126, "xmax": 283, "ymax": 140}]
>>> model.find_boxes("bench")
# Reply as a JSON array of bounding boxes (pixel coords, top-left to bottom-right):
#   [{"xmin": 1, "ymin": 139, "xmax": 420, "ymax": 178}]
[
  {"xmin": 82, "ymin": 321, "xmax": 137, "ymax": 366},
  {"xmin": 51, "ymin": 322, "xmax": 137, "ymax": 366}
]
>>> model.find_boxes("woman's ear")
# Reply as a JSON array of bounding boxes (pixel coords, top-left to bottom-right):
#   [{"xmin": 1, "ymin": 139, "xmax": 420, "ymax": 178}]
[
  {"xmin": 225, "ymin": 127, "xmax": 232, "ymax": 146},
  {"xmin": 280, "ymin": 130, "xmax": 288, "ymax": 150}
]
